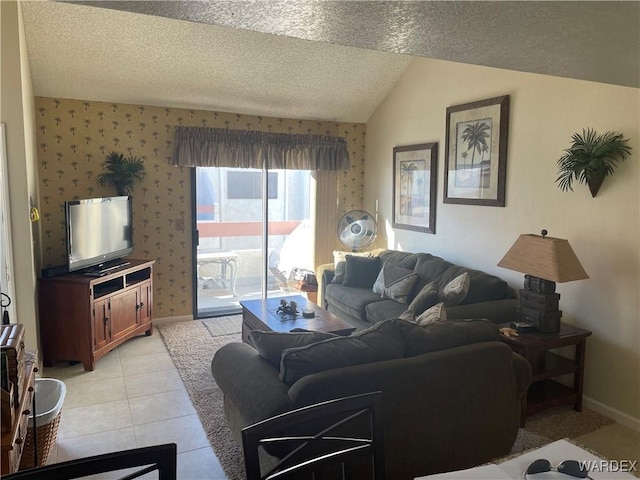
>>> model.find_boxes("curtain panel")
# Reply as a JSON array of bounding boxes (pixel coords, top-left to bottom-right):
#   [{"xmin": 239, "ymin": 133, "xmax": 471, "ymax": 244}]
[{"xmin": 171, "ymin": 126, "xmax": 350, "ymax": 171}]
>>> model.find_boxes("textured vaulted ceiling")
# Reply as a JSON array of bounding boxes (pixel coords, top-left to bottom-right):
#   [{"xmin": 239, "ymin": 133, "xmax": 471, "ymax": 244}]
[{"xmin": 21, "ymin": 1, "xmax": 639, "ymax": 123}]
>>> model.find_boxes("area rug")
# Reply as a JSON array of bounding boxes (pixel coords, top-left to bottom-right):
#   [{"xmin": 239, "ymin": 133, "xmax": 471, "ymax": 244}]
[
  {"xmin": 158, "ymin": 319, "xmax": 614, "ymax": 480},
  {"xmin": 201, "ymin": 315, "xmax": 242, "ymax": 337}
]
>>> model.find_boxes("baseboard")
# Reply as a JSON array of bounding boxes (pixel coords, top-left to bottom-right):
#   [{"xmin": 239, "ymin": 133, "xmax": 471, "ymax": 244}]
[
  {"xmin": 152, "ymin": 314, "xmax": 193, "ymax": 325},
  {"xmin": 583, "ymin": 395, "xmax": 640, "ymax": 432}
]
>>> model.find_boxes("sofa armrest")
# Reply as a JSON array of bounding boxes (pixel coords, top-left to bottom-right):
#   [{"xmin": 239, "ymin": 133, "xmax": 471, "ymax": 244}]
[
  {"xmin": 447, "ymin": 298, "xmax": 518, "ymax": 324},
  {"xmin": 211, "ymin": 342, "xmax": 295, "ymax": 425},
  {"xmin": 316, "ymin": 262, "xmax": 335, "ymax": 308},
  {"xmin": 512, "ymin": 351, "xmax": 532, "ymax": 396}
]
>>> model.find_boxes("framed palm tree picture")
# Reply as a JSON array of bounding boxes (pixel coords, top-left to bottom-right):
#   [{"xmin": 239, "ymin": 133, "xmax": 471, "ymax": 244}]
[
  {"xmin": 444, "ymin": 95, "xmax": 510, "ymax": 206},
  {"xmin": 392, "ymin": 142, "xmax": 438, "ymax": 234}
]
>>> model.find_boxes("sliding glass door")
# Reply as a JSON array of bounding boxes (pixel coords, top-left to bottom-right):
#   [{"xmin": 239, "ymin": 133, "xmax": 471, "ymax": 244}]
[
  {"xmin": 193, "ymin": 167, "xmax": 315, "ymax": 318},
  {"xmin": 0, "ymin": 124, "xmax": 16, "ymax": 322}
]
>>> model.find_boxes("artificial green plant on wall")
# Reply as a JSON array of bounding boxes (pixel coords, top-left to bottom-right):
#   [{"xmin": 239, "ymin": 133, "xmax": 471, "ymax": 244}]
[
  {"xmin": 96, "ymin": 151, "xmax": 146, "ymax": 196},
  {"xmin": 556, "ymin": 128, "xmax": 632, "ymax": 197}
]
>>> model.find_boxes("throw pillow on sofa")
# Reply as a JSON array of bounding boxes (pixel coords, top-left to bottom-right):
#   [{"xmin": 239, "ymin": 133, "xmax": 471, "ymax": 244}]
[
  {"xmin": 415, "ymin": 302, "xmax": 447, "ymax": 326},
  {"xmin": 436, "ymin": 265, "xmax": 510, "ymax": 304},
  {"xmin": 279, "ymin": 319, "xmax": 404, "ymax": 385},
  {"xmin": 397, "ymin": 272, "xmax": 469, "ymax": 320},
  {"xmin": 438, "ymin": 272, "xmax": 470, "ymax": 306},
  {"xmin": 248, "ymin": 330, "xmax": 339, "ymax": 368},
  {"xmin": 331, "ymin": 250, "xmax": 375, "ymax": 284},
  {"xmin": 399, "ymin": 280, "xmax": 440, "ymax": 321},
  {"xmin": 341, "ymin": 255, "xmax": 382, "ymax": 289},
  {"xmin": 372, "ymin": 262, "xmax": 418, "ymax": 304}
]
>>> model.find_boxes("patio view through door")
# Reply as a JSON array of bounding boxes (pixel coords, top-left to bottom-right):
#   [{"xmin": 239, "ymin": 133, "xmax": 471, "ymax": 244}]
[{"xmin": 194, "ymin": 167, "xmax": 315, "ymax": 318}]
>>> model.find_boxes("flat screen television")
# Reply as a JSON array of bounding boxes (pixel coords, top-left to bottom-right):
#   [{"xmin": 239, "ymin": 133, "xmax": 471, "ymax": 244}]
[{"xmin": 65, "ymin": 196, "xmax": 134, "ymax": 273}]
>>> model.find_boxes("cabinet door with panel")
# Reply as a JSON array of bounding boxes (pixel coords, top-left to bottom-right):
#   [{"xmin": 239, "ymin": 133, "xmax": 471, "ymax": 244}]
[
  {"xmin": 93, "ymin": 297, "xmax": 110, "ymax": 351},
  {"xmin": 137, "ymin": 280, "xmax": 153, "ymax": 327},
  {"xmin": 109, "ymin": 288, "xmax": 139, "ymax": 342}
]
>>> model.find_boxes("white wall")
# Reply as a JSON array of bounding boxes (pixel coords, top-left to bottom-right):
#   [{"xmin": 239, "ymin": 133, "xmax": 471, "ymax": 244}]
[
  {"xmin": 366, "ymin": 58, "xmax": 639, "ymax": 427},
  {"xmin": 0, "ymin": 0, "xmax": 40, "ymax": 352}
]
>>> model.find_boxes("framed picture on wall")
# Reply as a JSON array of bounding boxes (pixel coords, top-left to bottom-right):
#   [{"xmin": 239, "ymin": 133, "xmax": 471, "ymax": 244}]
[
  {"xmin": 392, "ymin": 142, "xmax": 438, "ymax": 234},
  {"xmin": 444, "ymin": 95, "xmax": 510, "ymax": 206}
]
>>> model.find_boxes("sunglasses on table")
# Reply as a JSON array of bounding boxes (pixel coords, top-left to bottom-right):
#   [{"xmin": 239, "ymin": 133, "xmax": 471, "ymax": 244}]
[{"xmin": 523, "ymin": 459, "xmax": 594, "ymax": 479}]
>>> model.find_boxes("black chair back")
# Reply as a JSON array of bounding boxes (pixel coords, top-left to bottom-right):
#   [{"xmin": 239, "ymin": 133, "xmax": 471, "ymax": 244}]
[
  {"xmin": 242, "ymin": 391, "xmax": 385, "ymax": 480},
  {"xmin": 3, "ymin": 443, "xmax": 177, "ymax": 480}
]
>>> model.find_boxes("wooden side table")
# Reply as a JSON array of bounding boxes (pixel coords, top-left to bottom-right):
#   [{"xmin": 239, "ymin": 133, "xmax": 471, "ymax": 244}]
[{"xmin": 499, "ymin": 323, "xmax": 592, "ymax": 427}]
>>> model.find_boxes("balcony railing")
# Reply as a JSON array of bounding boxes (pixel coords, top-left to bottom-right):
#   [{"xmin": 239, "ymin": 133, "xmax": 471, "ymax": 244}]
[
  {"xmin": 196, "ymin": 220, "xmax": 301, "ymax": 237},
  {"xmin": 196, "ymin": 220, "xmax": 306, "ymax": 315}
]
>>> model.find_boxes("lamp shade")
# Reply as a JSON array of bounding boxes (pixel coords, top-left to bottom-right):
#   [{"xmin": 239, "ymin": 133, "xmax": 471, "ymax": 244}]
[{"xmin": 497, "ymin": 233, "xmax": 589, "ymax": 283}]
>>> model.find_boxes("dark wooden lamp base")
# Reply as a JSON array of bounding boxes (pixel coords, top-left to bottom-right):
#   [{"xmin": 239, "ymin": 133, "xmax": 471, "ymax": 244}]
[{"xmin": 517, "ymin": 275, "xmax": 562, "ymax": 333}]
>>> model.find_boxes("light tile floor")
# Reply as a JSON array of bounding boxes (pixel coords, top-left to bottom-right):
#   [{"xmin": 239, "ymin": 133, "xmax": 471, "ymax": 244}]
[
  {"xmin": 41, "ymin": 327, "xmax": 228, "ymax": 479},
  {"xmin": 575, "ymin": 423, "xmax": 640, "ymax": 478}
]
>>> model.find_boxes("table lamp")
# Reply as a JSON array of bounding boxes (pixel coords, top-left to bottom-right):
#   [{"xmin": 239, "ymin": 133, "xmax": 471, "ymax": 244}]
[{"xmin": 497, "ymin": 229, "xmax": 588, "ymax": 333}]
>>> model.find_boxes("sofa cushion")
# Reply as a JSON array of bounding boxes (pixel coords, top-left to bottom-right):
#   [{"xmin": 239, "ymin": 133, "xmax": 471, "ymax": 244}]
[
  {"xmin": 412, "ymin": 254, "xmax": 454, "ymax": 298},
  {"xmin": 248, "ymin": 330, "xmax": 339, "ymax": 368},
  {"xmin": 378, "ymin": 250, "xmax": 420, "ymax": 270},
  {"xmin": 365, "ymin": 300, "xmax": 407, "ymax": 324},
  {"xmin": 446, "ymin": 298, "xmax": 518, "ymax": 324},
  {"xmin": 326, "ymin": 284, "xmax": 384, "ymax": 322},
  {"xmin": 415, "ymin": 302, "xmax": 447, "ymax": 326},
  {"xmin": 388, "ymin": 318, "xmax": 500, "ymax": 357},
  {"xmin": 279, "ymin": 319, "xmax": 405, "ymax": 385},
  {"xmin": 439, "ymin": 272, "xmax": 470, "ymax": 306},
  {"xmin": 342, "ymin": 255, "xmax": 382, "ymax": 289},
  {"xmin": 436, "ymin": 266, "xmax": 510, "ymax": 305},
  {"xmin": 372, "ymin": 263, "xmax": 418, "ymax": 304}
]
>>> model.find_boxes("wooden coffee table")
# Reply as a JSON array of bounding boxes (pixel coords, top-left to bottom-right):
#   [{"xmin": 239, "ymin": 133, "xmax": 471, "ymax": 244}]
[{"xmin": 240, "ymin": 295, "xmax": 356, "ymax": 346}]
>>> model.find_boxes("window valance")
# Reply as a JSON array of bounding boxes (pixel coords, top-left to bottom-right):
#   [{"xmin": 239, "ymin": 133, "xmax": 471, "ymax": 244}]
[{"xmin": 171, "ymin": 126, "xmax": 350, "ymax": 171}]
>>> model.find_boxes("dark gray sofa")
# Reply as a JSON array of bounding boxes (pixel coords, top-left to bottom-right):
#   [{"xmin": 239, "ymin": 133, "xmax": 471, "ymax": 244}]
[
  {"xmin": 212, "ymin": 318, "xmax": 531, "ymax": 479},
  {"xmin": 319, "ymin": 249, "xmax": 518, "ymax": 330}
]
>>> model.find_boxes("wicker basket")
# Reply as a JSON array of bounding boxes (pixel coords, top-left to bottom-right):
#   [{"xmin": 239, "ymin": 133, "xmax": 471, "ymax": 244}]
[{"xmin": 19, "ymin": 409, "xmax": 62, "ymax": 469}]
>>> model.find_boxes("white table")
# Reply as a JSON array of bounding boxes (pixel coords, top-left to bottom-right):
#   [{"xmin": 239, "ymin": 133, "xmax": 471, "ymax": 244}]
[
  {"xmin": 415, "ymin": 439, "xmax": 637, "ymax": 479},
  {"xmin": 197, "ymin": 251, "xmax": 239, "ymax": 296}
]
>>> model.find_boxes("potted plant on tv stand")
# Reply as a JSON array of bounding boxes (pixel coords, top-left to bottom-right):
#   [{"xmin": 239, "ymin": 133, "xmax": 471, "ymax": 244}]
[
  {"xmin": 96, "ymin": 151, "xmax": 146, "ymax": 196},
  {"xmin": 556, "ymin": 128, "xmax": 632, "ymax": 197}
]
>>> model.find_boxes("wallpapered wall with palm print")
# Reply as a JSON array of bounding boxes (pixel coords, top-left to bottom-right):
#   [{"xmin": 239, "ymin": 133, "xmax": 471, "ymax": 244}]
[{"xmin": 35, "ymin": 97, "xmax": 366, "ymax": 318}]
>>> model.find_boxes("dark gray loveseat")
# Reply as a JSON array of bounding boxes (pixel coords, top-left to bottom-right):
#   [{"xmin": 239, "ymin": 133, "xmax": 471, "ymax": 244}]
[
  {"xmin": 319, "ymin": 249, "xmax": 518, "ymax": 331},
  {"xmin": 212, "ymin": 318, "xmax": 531, "ymax": 479}
]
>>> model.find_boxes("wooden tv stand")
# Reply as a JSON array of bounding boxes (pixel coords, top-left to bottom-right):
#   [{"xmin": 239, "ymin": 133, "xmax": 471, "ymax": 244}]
[{"xmin": 39, "ymin": 259, "xmax": 154, "ymax": 371}]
